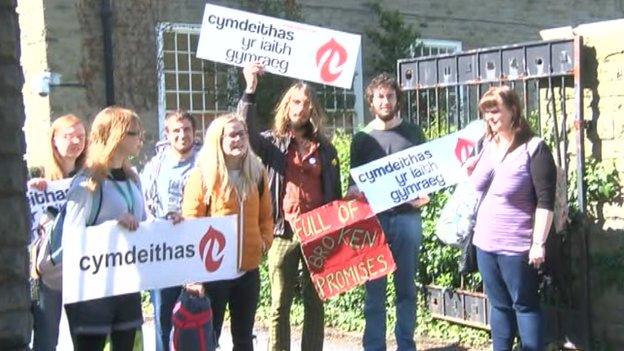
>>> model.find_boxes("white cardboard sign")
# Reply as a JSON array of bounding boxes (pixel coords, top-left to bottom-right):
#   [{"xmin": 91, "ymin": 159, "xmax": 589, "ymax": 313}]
[
  {"xmin": 63, "ymin": 216, "xmax": 239, "ymax": 303},
  {"xmin": 27, "ymin": 179, "xmax": 72, "ymax": 242},
  {"xmin": 196, "ymin": 4, "xmax": 361, "ymax": 89},
  {"xmin": 350, "ymin": 120, "xmax": 486, "ymax": 214}
]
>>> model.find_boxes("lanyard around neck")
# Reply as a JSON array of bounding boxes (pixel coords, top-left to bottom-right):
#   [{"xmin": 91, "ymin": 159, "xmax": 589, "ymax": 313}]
[{"xmin": 110, "ymin": 179, "xmax": 135, "ymax": 214}]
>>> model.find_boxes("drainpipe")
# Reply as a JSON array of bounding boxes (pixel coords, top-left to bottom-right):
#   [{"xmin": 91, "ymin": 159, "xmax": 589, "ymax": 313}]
[{"xmin": 100, "ymin": 0, "xmax": 114, "ymax": 105}]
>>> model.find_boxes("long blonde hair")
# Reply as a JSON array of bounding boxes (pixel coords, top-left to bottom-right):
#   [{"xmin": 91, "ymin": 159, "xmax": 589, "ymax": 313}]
[
  {"xmin": 196, "ymin": 113, "xmax": 264, "ymax": 202},
  {"xmin": 84, "ymin": 106, "xmax": 141, "ymax": 191},
  {"xmin": 273, "ymin": 82, "xmax": 326, "ymax": 138},
  {"xmin": 44, "ymin": 114, "xmax": 86, "ymax": 180}
]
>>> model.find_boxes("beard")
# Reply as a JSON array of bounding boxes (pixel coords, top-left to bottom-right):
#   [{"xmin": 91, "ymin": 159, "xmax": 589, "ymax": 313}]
[
  {"xmin": 291, "ymin": 119, "xmax": 315, "ymax": 140},
  {"xmin": 373, "ymin": 105, "xmax": 398, "ymax": 121}
]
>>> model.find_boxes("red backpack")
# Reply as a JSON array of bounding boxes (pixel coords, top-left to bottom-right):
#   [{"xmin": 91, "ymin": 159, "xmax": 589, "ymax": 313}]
[{"xmin": 170, "ymin": 290, "xmax": 217, "ymax": 351}]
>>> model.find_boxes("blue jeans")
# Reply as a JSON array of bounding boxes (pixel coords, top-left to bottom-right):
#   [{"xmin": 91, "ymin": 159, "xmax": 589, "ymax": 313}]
[
  {"xmin": 32, "ymin": 282, "xmax": 62, "ymax": 351},
  {"xmin": 363, "ymin": 211, "xmax": 422, "ymax": 351},
  {"xmin": 151, "ymin": 286, "xmax": 182, "ymax": 351},
  {"xmin": 476, "ymin": 247, "xmax": 543, "ymax": 351}
]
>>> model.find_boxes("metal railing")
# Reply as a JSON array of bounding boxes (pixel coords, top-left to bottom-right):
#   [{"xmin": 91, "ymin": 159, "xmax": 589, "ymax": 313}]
[{"xmin": 397, "ymin": 37, "xmax": 590, "ymax": 349}]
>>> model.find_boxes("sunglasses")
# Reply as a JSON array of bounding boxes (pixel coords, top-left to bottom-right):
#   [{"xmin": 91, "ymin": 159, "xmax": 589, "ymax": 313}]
[{"xmin": 126, "ymin": 130, "xmax": 144, "ymax": 138}]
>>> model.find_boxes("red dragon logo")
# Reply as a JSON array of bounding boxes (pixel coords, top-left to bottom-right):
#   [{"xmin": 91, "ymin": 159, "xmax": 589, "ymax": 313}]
[
  {"xmin": 454, "ymin": 137, "xmax": 476, "ymax": 164},
  {"xmin": 316, "ymin": 38, "xmax": 348, "ymax": 83},
  {"xmin": 198, "ymin": 226, "xmax": 226, "ymax": 272}
]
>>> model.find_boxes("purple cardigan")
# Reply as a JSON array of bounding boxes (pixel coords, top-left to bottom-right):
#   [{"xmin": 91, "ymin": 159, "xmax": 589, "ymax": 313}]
[{"xmin": 471, "ymin": 140, "xmax": 555, "ymax": 254}]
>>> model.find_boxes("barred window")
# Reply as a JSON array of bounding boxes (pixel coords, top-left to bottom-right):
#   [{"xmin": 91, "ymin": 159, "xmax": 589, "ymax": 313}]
[{"xmin": 157, "ymin": 23, "xmax": 237, "ymax": 138}]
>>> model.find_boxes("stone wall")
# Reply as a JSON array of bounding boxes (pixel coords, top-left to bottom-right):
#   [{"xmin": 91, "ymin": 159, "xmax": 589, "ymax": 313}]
[
  {"xmin": 0, "ymin": 0, "xmax": 33, "ymax": 349},
  {"xmin": 21, "ymin": 0, "xmax": 624, "ymax": 167},
  {"xmin": 17, "ymin": 0, "xmax": 50, "ymax": 168},
  {"xmin": 577, "ymin": 19, "xmax": 624, "ymax": 348}
]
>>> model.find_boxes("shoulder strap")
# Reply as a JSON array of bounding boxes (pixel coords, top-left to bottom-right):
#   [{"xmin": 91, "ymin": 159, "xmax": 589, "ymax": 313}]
[
  {"xmin": 257, "ymin": 175, "xmax": 264, "ymax": 197},
  {"xmin": 87, "ymin": 184, "xmax": 103, "ymax": 226},
  {"xmin": 526, "ymin": 136, "xmax": 542, "ymax": 157}
]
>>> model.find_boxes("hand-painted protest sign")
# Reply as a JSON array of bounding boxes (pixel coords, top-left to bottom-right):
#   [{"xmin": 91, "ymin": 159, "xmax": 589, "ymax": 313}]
[
  {"xmin": 196, "ymin": 4, "xmax": 361, "ymax": 89},
  {"xmin": 63, "ymin": 216, "xmax": 238, "ymax": 303},
  {"xmin": 350, "ymin": 120, "xmax": 486, "ymax": 214},
  {"xmin": 292, "ymin": 198, "xmax": 395, "ymax": 300},
  {"xmin": 27, "ymin": 179, "xmax": 72, "ymax": 242}
]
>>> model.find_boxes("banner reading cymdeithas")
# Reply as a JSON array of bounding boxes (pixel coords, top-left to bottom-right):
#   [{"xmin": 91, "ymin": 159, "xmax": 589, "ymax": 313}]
[{"xmin": 292, "ymin": 198, "xmax": 395, "ymax": 300}]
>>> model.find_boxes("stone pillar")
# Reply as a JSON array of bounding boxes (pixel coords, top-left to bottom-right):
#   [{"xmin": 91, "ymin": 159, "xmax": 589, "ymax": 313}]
[{"xmin": 0, "ymin": 0, "xmax": 33, "ymax": 349}]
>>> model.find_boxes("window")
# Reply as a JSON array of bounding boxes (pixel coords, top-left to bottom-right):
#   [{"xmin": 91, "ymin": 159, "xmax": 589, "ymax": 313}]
[
  {"xmin": 411, "ymin": 39, "xmax": 462, "ymax": 57},
  {"xmin": 157, "ymin": 23, "xmax": 237, "ymax": 138}
]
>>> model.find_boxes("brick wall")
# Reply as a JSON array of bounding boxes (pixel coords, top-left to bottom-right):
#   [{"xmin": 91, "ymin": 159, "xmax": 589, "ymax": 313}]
[{"xmin": 0, "ymin": 0, "xmax": 33, "ymax": 349}]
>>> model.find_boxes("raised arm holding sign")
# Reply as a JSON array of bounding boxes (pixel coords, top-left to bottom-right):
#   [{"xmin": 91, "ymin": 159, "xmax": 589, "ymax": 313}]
[{"xmin": 237, "ymin": 63, "xmax": 342, "ymax": 351}]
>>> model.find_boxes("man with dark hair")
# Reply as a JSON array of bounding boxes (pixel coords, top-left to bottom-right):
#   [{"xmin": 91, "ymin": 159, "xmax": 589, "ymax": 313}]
[
  {"xmin": 348, "ymin": 73, "xmax": 429, "ymax": 351},
  {"xmin": 140, "ymin": 110, "xmax": 200, "ymax": 351},
  {"xmin": 238, "ymin": 63, "xmax": 342, "ymax": 351}
]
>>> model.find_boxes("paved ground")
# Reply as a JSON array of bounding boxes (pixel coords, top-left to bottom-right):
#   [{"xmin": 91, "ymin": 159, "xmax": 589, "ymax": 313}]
[{"xmin": 52, "ymin": 311, "xmax": 482, "ymax": 350}]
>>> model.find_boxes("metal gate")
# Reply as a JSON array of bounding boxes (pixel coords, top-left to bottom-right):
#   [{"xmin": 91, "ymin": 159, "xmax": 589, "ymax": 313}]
[{"xmin": 397, "ymin": 37, "xmax": 590, "ymax": 349}]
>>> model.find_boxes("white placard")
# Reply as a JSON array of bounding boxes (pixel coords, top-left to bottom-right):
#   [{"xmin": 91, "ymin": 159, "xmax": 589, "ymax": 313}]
[
  {"xmin": 350, "ymin": 120, "xmax": 486, "ymax": 214},
  {"xmin": 27, "ymin": 179, "xmax": 72, "ymax": 242},
  {"xmin": 196, "ymin": 4, "xmax": 361, "ymax": 89},
  {"xmin": 63, "ymin": 216, "xmax": 239, "ymax": 303}
]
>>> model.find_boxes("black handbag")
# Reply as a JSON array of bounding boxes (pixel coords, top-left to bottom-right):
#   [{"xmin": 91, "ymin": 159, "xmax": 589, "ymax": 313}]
[{"xmin": 459, "ymin": 230, "xmax": 478, "ymax": 274}]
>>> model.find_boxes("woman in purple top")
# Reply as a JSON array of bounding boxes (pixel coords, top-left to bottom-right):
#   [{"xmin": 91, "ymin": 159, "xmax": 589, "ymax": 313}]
[{"xmin": 466, "ymin": 86, "xmax": 556, "ymax": 351}]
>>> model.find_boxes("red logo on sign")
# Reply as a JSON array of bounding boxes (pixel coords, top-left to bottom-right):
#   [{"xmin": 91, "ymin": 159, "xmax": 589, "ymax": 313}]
[
  {"xmin": 315, "ymin": 38, "xmax": 348, "ymax": 83},
  {"xmin": 198, "ymin": 226, "xmax": 226, "ymax": 272},
  {"xmin": 455, "ymin": 137, "xmax": 476, "ymax": 164}
]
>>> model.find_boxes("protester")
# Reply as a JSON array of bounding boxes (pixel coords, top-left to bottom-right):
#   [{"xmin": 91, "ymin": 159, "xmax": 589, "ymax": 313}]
[
  {"xmin": 467, "ymin": 86, "xmax": 556, "ymax": 351},
  {"xmin": 238, "ymin": 63, "xmax": 341, "ymax": 351},
  {"xmin": 63, "ymin": 106, "xmax": 146, "ymax": 351},
  {"xmin": 29, "ymin": 114, "xmax": 86, "ymax": 351},
  {"xmin": 140, "ymin": 110, "xmax": 199, "ymax": 351},
  {"xmin": 182, "ymin": 113, "xmax": 273, "ymax": 351},
  {"xmin": 347, "ymin": 73, "xmax": 429, "ymax": 351}
]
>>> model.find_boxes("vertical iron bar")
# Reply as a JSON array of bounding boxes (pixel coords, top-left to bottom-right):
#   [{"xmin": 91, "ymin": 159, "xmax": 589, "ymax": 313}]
[
  {"xmin": 574, "ymin": 35, "xmax": 590, "ymax": 351},
  {"xmin": 560, "ymin": 76, "xmax": 569, "ymax": 171},
  {"xmin": 426, "ymin": 89, "xmax": 431, "ymax": 137},
  {"xmin": 523, "ymin": 79, "xmax": 529, "ymax": 120},
  {"xmin": 455, "ymin": 56, "xmax": 461, "ymax": 129},
  {"xmin": 466, "ymin": 85, "xmax": 472, "ymax": 123},
  {"xmin": 416, "ymin": 89, "xmax": 421, "ymax": 126},
  {"xmin": 549, "ymin": 76, "xmax": 562, "ymax": 164},
  {"xmin": 174, "ymin": 33, "xmax": 180, "ymax": 108},
  {"xmin": 536, "ymin": 79, "xmax": 542, "ymax": 132},
  {"xmin": 445, "ymin": 87, "xmax": 451, "ymax": 134},
  {"xmin": 435, "ymin": 87, "xmax": 441, "ymax": 136}
]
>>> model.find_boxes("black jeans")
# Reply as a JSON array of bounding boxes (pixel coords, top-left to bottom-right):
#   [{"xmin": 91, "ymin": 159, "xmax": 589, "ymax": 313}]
[
  {"xmin": 72, "ymin": 329, "xmax": 135, "ymax": 351},
  {"xmin": 203, "ymin": 269, "xmax": 260, "ymax": 351}
]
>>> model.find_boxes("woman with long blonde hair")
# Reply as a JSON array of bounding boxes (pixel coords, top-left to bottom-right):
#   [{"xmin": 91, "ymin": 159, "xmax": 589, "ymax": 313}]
[
  {"xmin": 182, "ymin": 113, "xmax": 273, "ymax": 351},
  {"xmin": 63, "ymin": 106, "xmax": 146, "ymax": 351},
  {"xmin": 29, "ymin": 114, "xmax": 86, "ymax": 351}
]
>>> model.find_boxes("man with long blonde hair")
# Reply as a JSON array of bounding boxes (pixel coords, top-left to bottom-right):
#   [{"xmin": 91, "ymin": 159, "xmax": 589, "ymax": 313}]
[{"xmin": 238, "ymin": 63, "xmax": 341, "ymax": 351}]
